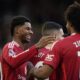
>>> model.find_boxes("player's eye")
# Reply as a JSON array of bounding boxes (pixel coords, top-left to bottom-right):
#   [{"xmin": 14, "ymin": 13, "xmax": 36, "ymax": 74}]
[{"xmin": 25, "ymin": 27, "xmax": 31, "ymax": 30}]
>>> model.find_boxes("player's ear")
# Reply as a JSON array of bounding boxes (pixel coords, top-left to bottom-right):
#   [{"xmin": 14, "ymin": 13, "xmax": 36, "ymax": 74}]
[
  {"xmin": 52, "ymin": 34, "xmax": 56, "ymax": 39},
  {"xmin": 14, "ymin": 27, "xmax": 20, "ymax": 35},
  {"xmin": 69, "ymin": 22, "xmax": 73, "ymax": 28},
  {"xmin": 70, "ymin": 23, "xmax": 72, "ymax": 27}
]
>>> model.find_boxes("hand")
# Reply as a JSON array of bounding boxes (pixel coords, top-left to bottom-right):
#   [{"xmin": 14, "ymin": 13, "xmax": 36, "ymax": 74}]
[
  {"xmin": 35, "ymin": 36, "xmax": 55, "ymax": 49},
  {"xmin": 27, "ymin": 61, "xmax": 34, "ymax": 72},
  {"xmin": 27, "ymin": 62, "xmax": 34, "ymax": 80}
]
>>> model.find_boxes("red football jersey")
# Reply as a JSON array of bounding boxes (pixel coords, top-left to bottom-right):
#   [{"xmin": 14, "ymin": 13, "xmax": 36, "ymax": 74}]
[
  {"xmin": 30, "ymin": 47, "xmax": 50, "ymax": 65},
  {"xmin": 44, "ymin": 34, "xmax": 80, "ymax": 80},
  {"xmin": 30, "ymin": 43, "xmax": 57, "ymax": 80},
  {"xmin": 30, "ymin": 47, "xmax": 50, "ymax": 80},
  {"xmin": 1, "ymin": 41, "xmax": 38, "ymax": 80}
]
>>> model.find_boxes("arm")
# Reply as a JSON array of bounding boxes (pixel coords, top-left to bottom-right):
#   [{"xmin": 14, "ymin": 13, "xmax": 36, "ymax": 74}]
[
  {"xmin": 2, "ymin": 36, "xmax": 54, "ymax": 68},
  {"xmin": 3, "ymin": 46, "xmax": 38, "ymax": 68},
  {"xmin": 29, "ymin": 42, "xmax": 61, "ymax": 79},
  {"xmin": 26, "ymin": 61, "xmax": 34, "ymax": 80},
  {"xmin": 29, "ymin": 64, "xmax": 53, "ymax": 79}
]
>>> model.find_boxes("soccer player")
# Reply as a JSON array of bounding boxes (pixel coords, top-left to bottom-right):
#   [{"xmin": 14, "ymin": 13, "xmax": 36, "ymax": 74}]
[
  {"xmin": 1, "ymin": 16, "xmax": 54, "ymax": 80},
  {"xmin": 29, "ymin": 21, "xmax": 64, "ymax": 80},
  {"xmin": 29, "ymin": 2, "xmax": 80, "ymax": 80}
]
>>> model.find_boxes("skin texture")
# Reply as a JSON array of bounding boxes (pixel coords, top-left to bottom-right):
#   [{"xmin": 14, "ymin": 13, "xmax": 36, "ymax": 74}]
[{"xmin": 31, "ymin": 65, "xmax": 53, "ymax": 79}]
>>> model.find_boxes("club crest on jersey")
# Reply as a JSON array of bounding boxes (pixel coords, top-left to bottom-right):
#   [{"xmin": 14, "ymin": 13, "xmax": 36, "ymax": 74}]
[
  {"xmin": 35, "ymin": 52, "xmax": 45, "ymax": 58},
  {"xmin": 38, "ymin": 52, "xmax": 45, "ymax": 58},
  {"xmin": 45, "ymin": 54, "xmax": 54, "ymax": 61},
  {"xmin": 9, "ymin": 49, "xmax": 16, "ymax": 57}
]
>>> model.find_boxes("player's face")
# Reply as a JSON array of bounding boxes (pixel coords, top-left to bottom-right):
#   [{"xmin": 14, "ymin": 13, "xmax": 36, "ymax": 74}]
[
  {"xmin": 48, "ymin": 29, "xmax": 64, "ymax": 40},
  {"xmin": 17, "ymin": 22, "xmax": 33, "ymax": 43},
  {"xmin": 56, "ymin": 28, "xmax": 64, "ymax": 40}
]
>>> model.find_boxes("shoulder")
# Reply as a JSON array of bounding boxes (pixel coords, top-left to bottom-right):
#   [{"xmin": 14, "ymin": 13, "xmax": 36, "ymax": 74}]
[
  {"xmin": 8, "ymin": 42, "xmax": 15, "ymax": 49},
  {"xmin": 51, "ymin": 35, "xmax": 73, "ymax": 50},
  {"xmin": 2, "ymin": 41, "xmax": 18, "ymax": 57},
  {"xmin": 3, "ymin": 41, "xmax": 18, "ymax": 52},
  {"xmin": 56, "ymin": 35, "xmax": 73, "ymax": 45}
]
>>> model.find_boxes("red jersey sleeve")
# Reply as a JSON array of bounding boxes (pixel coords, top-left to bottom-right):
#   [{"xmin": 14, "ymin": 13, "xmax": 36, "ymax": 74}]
[
  {"xmin": 44, "ymin": 42, "xmax": 61, "ymax": 69},
  {"xmin": 2, "ymin": 44, "xmax": 38, "ymax": 68}
]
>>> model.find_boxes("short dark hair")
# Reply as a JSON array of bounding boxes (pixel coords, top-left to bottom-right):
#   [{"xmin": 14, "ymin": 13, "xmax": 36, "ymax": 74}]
[
  {"xmin": 11, "ymin": 16, "xmax": 31, "ymax": 36},
  {"xmin": 65, "ymin": 2, "xmax": 80, "ymax": 33},
  {"xmin": 42, "ymin": 21, "xmax": 63, "ymax": 35}
]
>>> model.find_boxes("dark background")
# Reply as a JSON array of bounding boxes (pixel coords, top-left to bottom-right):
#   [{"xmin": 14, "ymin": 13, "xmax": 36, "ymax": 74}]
[{"xmin": 0, "ymin": 0, "xmax": 79, "ymax": 50}]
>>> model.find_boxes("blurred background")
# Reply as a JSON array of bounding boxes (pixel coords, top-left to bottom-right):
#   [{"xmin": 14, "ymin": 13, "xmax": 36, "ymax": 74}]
[{"xmin": 0, "ymin": 0, "xmax": 79, "ymax": 52}]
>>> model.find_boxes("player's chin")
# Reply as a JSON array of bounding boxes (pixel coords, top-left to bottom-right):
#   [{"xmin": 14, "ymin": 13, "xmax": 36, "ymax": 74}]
[
  {"xmin": 26, "ymin": 38, "xmax": 31, "ymax": 43},
  {"xmin": 26, "ymin": 39, "xmax": 31, "ymax": 43},
  {"xmin": 21, "ymin": 39, "xmax": 31, "ymax": 44},
  {"xmin": 26, "ymin": 35, "xmax": 31, "ymax": 41}
]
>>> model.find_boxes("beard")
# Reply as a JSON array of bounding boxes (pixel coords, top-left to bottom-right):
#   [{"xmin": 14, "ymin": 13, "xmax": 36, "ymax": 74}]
[
  {"xmin": 21, "ymin": 39, "xmax": 29, "ymax": 44},
  {"xmin": 20, "ymin": 37, "xmax": 31, "ymax": 44},
  {"xmin": 19, "ymin": 34, "xmax": 31, "ymax": 44}
]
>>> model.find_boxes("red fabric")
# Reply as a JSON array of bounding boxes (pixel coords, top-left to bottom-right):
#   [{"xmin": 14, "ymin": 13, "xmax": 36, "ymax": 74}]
[
  {"xmin": 30, "ymin": 48, "xmax": 50, "ymax": 80},
  {"xmin": 30, "ymin": 47, "xmax": 57, "ymax": 80},
  {"xmin": 30, "ymin": 48, "xmax": 50, "ymax": 65},
  {"xmin": 2, "ymin": 41, "xmax": 38, "ymax": 80},
  {"xmin": 44, "ymin": 34, "xmax": 80, "ymax": 80}
]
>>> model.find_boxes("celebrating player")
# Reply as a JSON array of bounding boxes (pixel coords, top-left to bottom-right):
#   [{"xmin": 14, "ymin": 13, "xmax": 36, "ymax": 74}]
[
  {"xmin": 1, "ymin": 16, "xmax": 54, "ymax": 80},
  {"xmin": 29, "ymin": 2, "xmax": 80, "ymax": 80},
  {"xmin": 29, "ymin": 21, "xmax": 64, "ymax": 80}
]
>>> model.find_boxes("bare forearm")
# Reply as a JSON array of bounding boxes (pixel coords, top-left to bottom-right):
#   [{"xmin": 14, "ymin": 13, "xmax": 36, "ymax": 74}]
[{"xmin": 30, "ymin": 65, "xmax": 53, "ymax": 79}]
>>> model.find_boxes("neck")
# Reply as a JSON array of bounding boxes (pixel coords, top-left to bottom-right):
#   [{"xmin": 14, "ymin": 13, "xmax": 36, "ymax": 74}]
[
  {"xmin": 70, "ymin": 28, "xmax": 77, "ymax": 34},
  {"xmin": 13, "ymin": 37, "xmax": 26, "ymax": 50}
]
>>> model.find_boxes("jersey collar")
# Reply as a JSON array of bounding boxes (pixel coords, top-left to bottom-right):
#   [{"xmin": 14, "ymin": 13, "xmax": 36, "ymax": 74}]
[
  {"xmin": 71, "ymin": 33, "xmax": 76, "ymax": 35},
  {"xmin": 12, "ymin": 40, "xmax": 20, "ymax": 47}
]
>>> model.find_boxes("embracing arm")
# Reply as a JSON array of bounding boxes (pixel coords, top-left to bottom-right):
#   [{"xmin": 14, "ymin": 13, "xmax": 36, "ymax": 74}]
[
  {"xmin": 29, "ymin": 64, "xmax": 53, "ymax": 79},
  {"xmin": 3, "ymin": 36, "xmax": 54, "ymax": 68}
]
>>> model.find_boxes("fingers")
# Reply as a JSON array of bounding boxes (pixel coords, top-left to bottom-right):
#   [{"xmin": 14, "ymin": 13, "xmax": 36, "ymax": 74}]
[
  {"xmin": 42, "ymin": 36, "xmax": 55, "ymax": 40},
  {"xmin": 41, "ymin": 36, "xmax": 55, "ymax": 43},
  {"xmin": 35, "ymin": 36, "xmax": 55, "ymax": 49}
]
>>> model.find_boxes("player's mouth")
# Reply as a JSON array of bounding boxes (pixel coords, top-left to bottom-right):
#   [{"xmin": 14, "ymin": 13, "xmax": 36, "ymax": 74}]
[{"xmin": 25, "ymin": 35, "xmax": 31, "ymax": 41}]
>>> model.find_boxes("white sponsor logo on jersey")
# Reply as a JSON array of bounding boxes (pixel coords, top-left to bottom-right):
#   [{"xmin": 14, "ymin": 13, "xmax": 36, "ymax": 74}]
[{"xmin": 45, "ymin": 54, "xmax": 54, "ymax": 61}]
